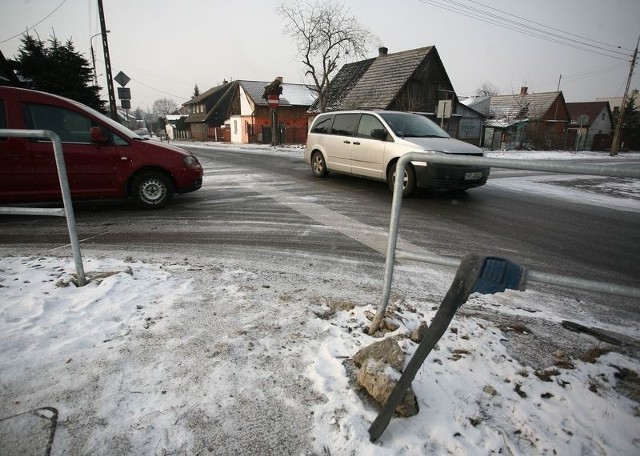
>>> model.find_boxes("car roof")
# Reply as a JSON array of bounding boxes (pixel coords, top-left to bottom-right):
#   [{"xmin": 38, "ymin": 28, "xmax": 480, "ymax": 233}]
[{"xmin": 316, "ymin": 110, "xmax": 416, "ymax": 116}]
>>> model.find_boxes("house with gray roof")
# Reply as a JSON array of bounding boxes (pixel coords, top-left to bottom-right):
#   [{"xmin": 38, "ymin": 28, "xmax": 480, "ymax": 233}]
[
  {"xmin": 565, "ymin": 101, "xmax": 612, "ymax": 151},
  {"xmin": 183, "ymin": 79, "xmax": 316, "ymax": 143},
  {"xmin": 484, "ymin": 87, "xmax": 570, "ymax": 150},
  {"xmin": 313, "ymin": 46, "xmax": 484, "ymax": 146}
]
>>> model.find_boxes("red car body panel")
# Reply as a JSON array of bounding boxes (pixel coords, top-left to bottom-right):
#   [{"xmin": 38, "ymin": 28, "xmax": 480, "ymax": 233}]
[{"xmin": 0, "ymin": 86, "xmax": 203, "ymax": 205}]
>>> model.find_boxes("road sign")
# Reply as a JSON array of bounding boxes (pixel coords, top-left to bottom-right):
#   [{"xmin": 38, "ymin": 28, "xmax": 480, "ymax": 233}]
[
  {"xmin": 117, "ymin": 87, "xmax": 131, "ymax": 100},
  {"xmin": 267, "ymin": 94, "xmax": 279, "ymax": 108},
  {"xmin": 114, "ymin": 71, "xmax": 130, "ymax": 87},
  {"xmin": 437, "ymin": 99, "xmax": 452, "ymax": 119}
]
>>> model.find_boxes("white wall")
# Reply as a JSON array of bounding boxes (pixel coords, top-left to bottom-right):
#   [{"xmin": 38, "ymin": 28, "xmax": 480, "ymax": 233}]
[
  {"xmin": 239, "ymin": 85, "xmax": 254, "ymax": 116},
  {"xmin": 230, "ymin": 115, "xmax": 243, "ymax": 143}
]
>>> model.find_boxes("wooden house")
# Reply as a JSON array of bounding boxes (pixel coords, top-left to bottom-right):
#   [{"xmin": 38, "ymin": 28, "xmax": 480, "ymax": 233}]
[
  {"xmin": 183, "ymin": 79, "xmax": 316, "ymax": 144},
  {"xmin": 566, "ymin": 101, "xmax": 613, "ymax": 151},
  {"xmin": 486, "ymin": 87, "xmax": 570, "ymax": 150},
  {"xmin": 313, "ymin": 46, "xmax": 483, "ymax": 144}
]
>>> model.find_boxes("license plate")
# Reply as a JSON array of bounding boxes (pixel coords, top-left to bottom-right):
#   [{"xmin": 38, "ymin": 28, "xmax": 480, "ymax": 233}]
[{"xmin": 464, "ymin": 171, "xmax": 483, "ymax": 180}]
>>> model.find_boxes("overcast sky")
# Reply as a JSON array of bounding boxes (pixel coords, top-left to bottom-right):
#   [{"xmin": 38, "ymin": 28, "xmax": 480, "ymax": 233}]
[{"xmin": 1, "ymin": 0, "xmax": 639, "ymax": 111}]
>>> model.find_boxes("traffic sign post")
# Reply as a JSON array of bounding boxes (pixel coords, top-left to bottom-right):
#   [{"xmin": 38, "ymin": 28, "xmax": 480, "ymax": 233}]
[{"xmin": 114, "ymin": 71, "xmax": 132, "ymax": 126}]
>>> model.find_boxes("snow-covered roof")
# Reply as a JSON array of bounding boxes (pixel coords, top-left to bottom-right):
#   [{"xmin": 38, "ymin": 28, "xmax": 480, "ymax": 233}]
[
  {"xmin": 460, "ymin": 96, "xmax": 491, "ymax": 117},
  {"xmin": 238, "ymin": 80, "xmax": 316, "ymax": 107},
  {"xmin": 489, "ymin": 91, "xmax": 561, "ymax": 120},
  {"xmin": 485, "ymin": 118, "xmax": 527, "ymax": 128}
]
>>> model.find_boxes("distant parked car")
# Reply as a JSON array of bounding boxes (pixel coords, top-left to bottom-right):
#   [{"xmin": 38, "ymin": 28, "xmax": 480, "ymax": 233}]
[
  {"xmin": 133, "ymin": 128, "xmax": 151, "ymax": 139},
  {"xmin": 304, "ymin": 110, "xmax": 489, "ymax": 196},
  {"xmin": 0, "ymin": 87, "xmax": 203, "ymax": 209}
]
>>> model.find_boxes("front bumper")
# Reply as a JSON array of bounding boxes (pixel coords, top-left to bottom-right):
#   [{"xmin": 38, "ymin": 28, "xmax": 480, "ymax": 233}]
[{"xmin": 415, "ymin": 163, "xmax": 490, "ymax": 190}]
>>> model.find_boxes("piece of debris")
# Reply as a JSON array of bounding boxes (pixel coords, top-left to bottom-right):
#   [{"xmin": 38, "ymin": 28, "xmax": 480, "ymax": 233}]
[
  {"xmin": 353, "ymin": 338, "xmax": 405, "ymax": 371},
  {"xmin": 410, "ymin": 321, "xmax": 429, "ymax": 343},
  {"xmin": 356, "ymin": 358, "xmax": 418, "ymax": 417},
  {"xmin": 561, "ymin": 320, "xmax": 622, "ymax": 346},
  {"xmin": 553, "ymin": 350, "xmax": 575, "ymax": 370},
  {"xmin": 534, "ymin": 368, "xmax": 560, "ymax": 382},
  {"xmin": 352, "ymin": 338, "xmax": 418, "ymax": 417},
  {"xmin": 482, "ymin": 385, "xmax": 497, "ymax": 396}
]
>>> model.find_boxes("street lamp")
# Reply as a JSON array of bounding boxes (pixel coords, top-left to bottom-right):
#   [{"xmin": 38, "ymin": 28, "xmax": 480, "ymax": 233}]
[{"xmin": 90, "ymin": 30, "xmax": 109, "ymax": 86}]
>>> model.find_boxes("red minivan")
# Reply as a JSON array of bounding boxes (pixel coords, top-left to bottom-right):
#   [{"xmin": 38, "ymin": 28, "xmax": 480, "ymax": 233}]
[{"xmin": 0, "ymin": 86, "xmax": 203, "ymax": 209}]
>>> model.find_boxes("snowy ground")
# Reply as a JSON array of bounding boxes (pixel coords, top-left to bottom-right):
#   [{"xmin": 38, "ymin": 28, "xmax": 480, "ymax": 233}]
[{"xmin": 1, "ymin": 147, "xmax": 639, "ymax": 455}]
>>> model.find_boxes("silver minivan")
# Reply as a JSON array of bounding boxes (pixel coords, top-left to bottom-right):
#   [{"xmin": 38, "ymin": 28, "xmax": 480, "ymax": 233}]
[{"xmin": 304, "ymin": 110, "xmax": 489, "ymax": 196}]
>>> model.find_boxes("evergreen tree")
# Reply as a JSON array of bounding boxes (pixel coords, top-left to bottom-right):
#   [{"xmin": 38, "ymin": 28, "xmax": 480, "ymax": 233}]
[
  {"xmin": 193, "ymin": 84, "xmax": 200, "ymax": 98},
  {"xmin": 622, "ymin": 94, "xmax": 639, "ymax": 149},
  {"xmin": 10, "ymin": 34, "xmax": 105, "ymax": 111}
]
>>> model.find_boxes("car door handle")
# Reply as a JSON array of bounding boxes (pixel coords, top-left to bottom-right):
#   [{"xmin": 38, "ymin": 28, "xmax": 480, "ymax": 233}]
[
  {"xmin": 353, "ymin": 141, "xmax": 361, "ymax": 145},
  {"xmin": 343, "ymin": 140, "xmax": 351, "ymax": 144}
]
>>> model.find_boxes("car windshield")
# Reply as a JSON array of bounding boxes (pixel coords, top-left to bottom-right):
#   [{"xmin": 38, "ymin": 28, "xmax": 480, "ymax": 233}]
[{"xmin": 379, "ymin": 112, "xmax": 450, "ymax": 138}]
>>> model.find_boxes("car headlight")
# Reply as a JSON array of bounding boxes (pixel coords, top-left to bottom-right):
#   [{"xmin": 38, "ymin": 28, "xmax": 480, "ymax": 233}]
[{"xmin": 183, "ymin": 155, "xmax": 199, "ymax": 167}]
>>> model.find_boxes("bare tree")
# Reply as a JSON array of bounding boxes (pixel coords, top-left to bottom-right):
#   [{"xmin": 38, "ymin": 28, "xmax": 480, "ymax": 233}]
[
  {"xmin": 475, "ymin": 81, "xmax": 499, "ymax": 97},
  {"xmin": 277, "ymin": 0, "xmax": 369, "ymax": 112},
  {"xmin": 152, "ymin": 98, "xmax": 178, "ymax": 117}
]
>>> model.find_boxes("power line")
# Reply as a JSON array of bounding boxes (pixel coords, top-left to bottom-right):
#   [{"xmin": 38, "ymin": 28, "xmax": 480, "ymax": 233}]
[
  {"xmin": 128, "ymin": 77, "xmax": 189, "ymax": 101},
  {"xmin": 1, "ymin": 0, "xmax": 68, "ymax": 44},
  {"xmin": 465, "ymin": 0, "xmax": 633, "ymax": 53},
  {"xmin": 417, "ymin": 0, "xmax": 631, "ymax": 61}
]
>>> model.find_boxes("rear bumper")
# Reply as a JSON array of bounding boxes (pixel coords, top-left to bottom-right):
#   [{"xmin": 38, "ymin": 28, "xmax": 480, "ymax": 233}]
[{"xmin": 415, "ymin": 163, "xmax": 490, "ymax": 190}]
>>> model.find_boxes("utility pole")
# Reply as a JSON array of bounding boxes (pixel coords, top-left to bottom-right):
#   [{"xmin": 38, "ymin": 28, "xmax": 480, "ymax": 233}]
[
  {"xmin": 610, "ymin": 35, "xmax": 639, "ymax": 157},
  {"xmin": 97, "ymin": 0, "xmax": 117, "ymax": 120}
]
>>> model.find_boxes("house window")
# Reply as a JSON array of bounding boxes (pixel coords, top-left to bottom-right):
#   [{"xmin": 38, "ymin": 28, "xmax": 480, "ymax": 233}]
[{"xmin": 234, "ymin": 120, "xmax": 238, "ymax": 134}]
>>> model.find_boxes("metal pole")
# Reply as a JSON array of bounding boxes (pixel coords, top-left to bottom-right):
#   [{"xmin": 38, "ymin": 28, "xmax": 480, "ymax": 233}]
[
  {"xmin": 98, "ymin": 0, "xmax": 117, "ymax": 121},
  {"xmin": 0, "ymin": 129, "xmax": 86, "ymax": 286},
  {"xmin": 90, "ymin": 31, "xmax": 108, "ymax": 88},
  {"xmin": 368, "ymin": 152, "xmax": 640, "ymax": 334},
  {"xmin": 368, "ymin": 157, "xmax": 406, "ymax": 335},
  {"xmin": 90, "ymin": 43, "xmax": 97, "ymax": 87}
]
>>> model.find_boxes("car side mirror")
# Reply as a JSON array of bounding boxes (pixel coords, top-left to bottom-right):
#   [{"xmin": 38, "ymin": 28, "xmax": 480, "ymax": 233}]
[
  {"xmin": 90, "ymin": 126, "xmax": 110, "ymax": 145},
  {"xmin": 371, "ymin": 128, "xmax": 388, "ymax": 141}
]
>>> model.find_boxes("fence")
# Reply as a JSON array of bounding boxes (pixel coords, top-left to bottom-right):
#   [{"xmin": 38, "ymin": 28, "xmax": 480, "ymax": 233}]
[
  {"xmin": 0, "ymin": 129, "xmax": 86, "ymax": 286},
  {"xmin": 368, "ymin": 153, "xmax": 640, "ymax": 334},
  {"xmin": 260, "ymin": 125, "xmax": 308, "ymax": 145}
]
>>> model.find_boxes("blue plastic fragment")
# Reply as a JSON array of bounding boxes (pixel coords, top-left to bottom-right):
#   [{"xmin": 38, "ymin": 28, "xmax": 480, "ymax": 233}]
[{"xmin": 471, "ymin": 257, "xmax": 526, "ymax": 295}]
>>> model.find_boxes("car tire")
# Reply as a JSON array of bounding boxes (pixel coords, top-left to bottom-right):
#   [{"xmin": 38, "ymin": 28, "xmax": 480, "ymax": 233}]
[
  {"xmin": 311, "ymin": 151, "xmax": 329, "ymax": 177},
  {"xmin": 131, "ymin": 171, "xmax": 173, "ymax": 209},
  {"xmin": 387, "ymin": 162, "xmax": 416, "ymax": 197}
]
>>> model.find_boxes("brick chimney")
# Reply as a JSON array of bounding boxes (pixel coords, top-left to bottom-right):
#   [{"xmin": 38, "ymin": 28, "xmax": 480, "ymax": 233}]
[
  {"xmin": 378, "ymin": 47, "xmax": 388, "ymax": 57},
  {"xmin": 520, "ymin": 86, "xmax": 528, "ymax": 96}
]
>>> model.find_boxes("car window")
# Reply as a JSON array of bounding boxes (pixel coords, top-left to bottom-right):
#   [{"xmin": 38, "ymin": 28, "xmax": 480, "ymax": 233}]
[
  {"xmin": 311, "ymin": 115, "xmax": 333, "ymax": 134},
  {"xmin": 331, "ymin": 113, "xmax": 359, "ymax": 136},
  {"xmin": 379, "ymin": 112, "xmax": 450, "ymax": 138},
  {"xmin": 23, "ymin": 103, "xmax": 130, "ymax": 146},
  {"xmin": 356, "ymin": 114, "xmax": 387, "ymax": 140},
  {"xmin": 0, "ymin": 100, "xmax": 6, "ymax": 141},
  {"xmin": 24, "ymin": 103, "xmax": 94, "ymax": 143}
]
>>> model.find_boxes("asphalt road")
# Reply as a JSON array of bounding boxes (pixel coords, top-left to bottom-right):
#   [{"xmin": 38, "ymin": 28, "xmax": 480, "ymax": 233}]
[{"xmin": 1, "ymin": 145, "xmax": 638, "ymax": 324}]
